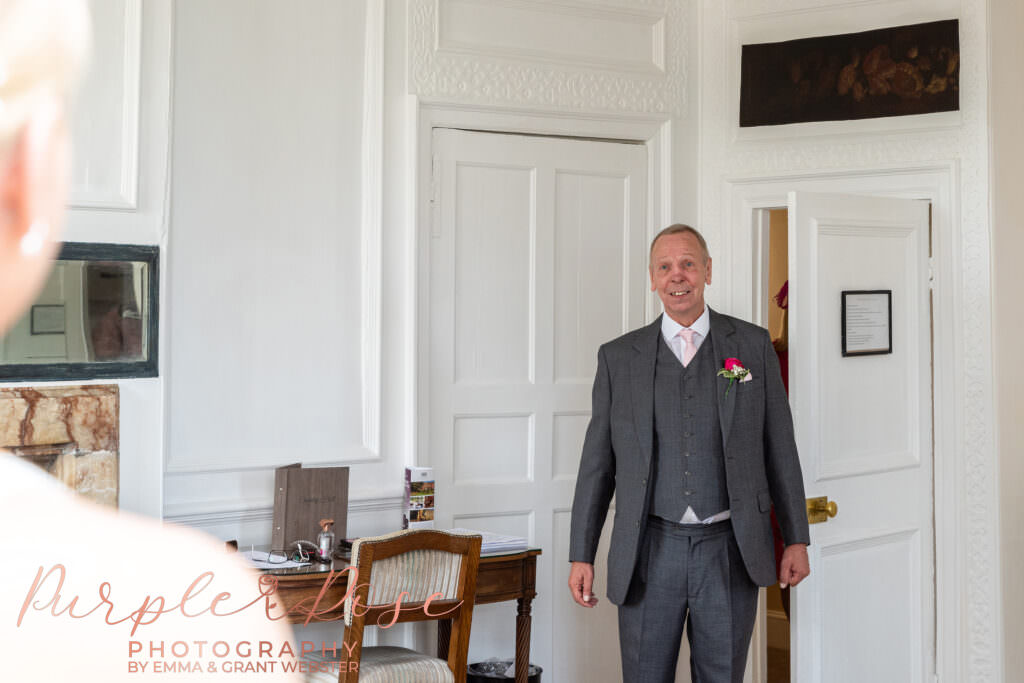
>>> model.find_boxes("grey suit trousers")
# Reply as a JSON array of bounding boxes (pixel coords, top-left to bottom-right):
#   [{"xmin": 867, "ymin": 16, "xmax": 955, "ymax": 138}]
[{"xmin": 618, "ymin": 517, "xmax": 759, "ymax": 683}]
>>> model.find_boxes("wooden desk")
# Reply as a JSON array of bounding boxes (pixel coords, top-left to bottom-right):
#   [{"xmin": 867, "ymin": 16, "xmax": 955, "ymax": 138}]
[{"xmin": 267, "ymin": 548, "xmax": 541, "ymax": 683}]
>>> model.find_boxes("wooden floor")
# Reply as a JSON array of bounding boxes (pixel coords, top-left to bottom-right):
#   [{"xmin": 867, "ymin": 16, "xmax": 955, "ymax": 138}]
[{"xmin": 767, "ymin": 647, "xmax": 790, "ymax": 683}]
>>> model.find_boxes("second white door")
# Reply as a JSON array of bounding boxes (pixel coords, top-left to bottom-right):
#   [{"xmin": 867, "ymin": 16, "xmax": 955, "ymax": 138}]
[{"xmin": 788, "ymin": 191, "xmax": 934, "ymax": 683}]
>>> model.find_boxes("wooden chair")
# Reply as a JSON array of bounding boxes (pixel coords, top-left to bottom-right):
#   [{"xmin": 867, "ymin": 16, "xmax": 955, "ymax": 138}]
[{"xmin": 305, "ymin": 529, "xmax": 482, "ymax": 683}]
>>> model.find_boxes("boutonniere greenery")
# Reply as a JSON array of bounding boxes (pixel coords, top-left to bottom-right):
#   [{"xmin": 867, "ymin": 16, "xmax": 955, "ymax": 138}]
[{"xmin": 717, "ymin": 357, "xmax": 752, "ymax": 398}]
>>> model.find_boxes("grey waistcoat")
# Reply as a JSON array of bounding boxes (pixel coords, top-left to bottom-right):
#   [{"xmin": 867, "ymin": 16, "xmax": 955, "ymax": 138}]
[{"xmin": 649, "ymin": 333, "xmax": 729, "ymax": 523}]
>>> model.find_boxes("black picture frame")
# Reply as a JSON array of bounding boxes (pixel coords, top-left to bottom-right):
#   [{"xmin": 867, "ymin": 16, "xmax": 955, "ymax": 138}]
[
  {"xmin": 841, "ymin": 290, "xmax": 892, "ymax": 357},
  {"xmin": 0, "ymin": 242, "xmax": 159, "ymax": 381}
]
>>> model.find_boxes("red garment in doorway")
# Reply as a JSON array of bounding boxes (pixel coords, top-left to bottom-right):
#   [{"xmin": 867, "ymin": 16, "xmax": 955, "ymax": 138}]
[{"xmin": 771, "ymin": 280, "xmax": 789, "ymax": 579}]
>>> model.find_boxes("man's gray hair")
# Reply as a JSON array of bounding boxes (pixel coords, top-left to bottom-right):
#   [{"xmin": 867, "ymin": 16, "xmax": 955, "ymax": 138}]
[{"xmin": 649, "ymin": 224, "xmax": 710, "ymax": 263}]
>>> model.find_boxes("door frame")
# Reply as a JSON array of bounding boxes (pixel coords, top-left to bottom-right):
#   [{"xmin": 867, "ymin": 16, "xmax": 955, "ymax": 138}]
[
  {"xmin": 410, "ymin": 102, "xmax": 672, "ymax": 666},
  {"xmin": 724, "ymin": 165, "xmax": 958, "ymax": 683}
]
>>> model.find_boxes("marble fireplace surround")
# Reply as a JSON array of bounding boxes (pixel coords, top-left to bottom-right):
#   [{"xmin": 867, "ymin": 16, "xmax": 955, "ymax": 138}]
[{"xmin": 0, "ymin": 385, "xmax": 119, "ymax": 507}]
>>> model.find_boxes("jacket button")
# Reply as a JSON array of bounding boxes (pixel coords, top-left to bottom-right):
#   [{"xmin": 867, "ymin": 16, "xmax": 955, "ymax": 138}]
[
  {"xmin": 635, "ymin": 521, "xmax": 640, "ymax": 528},
  {"xmin": 641, "ymin": 479, "xmax": 647, "ymax": 486}
]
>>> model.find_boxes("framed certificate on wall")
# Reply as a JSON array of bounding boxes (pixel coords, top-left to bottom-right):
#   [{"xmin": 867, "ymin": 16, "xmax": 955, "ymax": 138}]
[{"xmin": 841, "ymin": 290, "xmax": 892, "ymax": 357}]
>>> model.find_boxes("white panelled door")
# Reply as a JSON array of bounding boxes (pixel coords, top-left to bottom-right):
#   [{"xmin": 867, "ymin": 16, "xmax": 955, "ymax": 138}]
[
  {"xmin": 428, "ymin": 128, "xmax": 647, "ymax": 681},
  {"xmin": 787, "ymin": 192, "xmax": 933, "ymax": 683}
]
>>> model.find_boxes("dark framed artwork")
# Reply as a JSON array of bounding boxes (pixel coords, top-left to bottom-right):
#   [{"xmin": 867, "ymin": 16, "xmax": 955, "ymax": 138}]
[
  {"xmin": 841, "ymin": 290, "xmax": 892, "ymax": 357},
  {"xmin": 740, "ymin": 19, "xmax": 959, "ymax": 127}
]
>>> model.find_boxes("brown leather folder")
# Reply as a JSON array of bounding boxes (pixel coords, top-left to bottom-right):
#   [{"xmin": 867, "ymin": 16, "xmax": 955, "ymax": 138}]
[{"xmin": 271, "ymin": 463, "xmax": 349, "ymax": 551}]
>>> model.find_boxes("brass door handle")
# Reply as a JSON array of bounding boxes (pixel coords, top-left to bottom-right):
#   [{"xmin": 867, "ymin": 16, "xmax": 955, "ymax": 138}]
[{"xmin": 806, "ymin": 496, "xmax": 838, "ymax": 524}]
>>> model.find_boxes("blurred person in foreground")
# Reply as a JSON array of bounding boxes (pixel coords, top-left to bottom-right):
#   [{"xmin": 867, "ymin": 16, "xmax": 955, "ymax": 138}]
[{"xmin": 0, "ymin": 2, "xmax": 301, "ymax": 680}]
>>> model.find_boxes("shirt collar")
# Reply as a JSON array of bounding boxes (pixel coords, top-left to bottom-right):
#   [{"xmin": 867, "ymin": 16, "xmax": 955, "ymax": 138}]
[{"xmin": 661, "ymin": 306, "xmax": 711, "ymax": 342}]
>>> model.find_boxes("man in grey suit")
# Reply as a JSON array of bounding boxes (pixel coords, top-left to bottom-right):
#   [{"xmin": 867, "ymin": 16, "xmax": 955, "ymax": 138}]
[{"xmin": 568, "ymin": 225, "xmax": 810, "ymax": 683}]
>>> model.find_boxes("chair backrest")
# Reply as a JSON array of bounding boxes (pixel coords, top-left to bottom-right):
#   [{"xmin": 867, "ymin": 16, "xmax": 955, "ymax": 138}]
[{"xmin": 343, "ymin": 529, "xmax": 482, "ymax": 680}]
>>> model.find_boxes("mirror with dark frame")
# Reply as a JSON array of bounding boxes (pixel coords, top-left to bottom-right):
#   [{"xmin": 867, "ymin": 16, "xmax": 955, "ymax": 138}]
[{"xmin": 0, "ymin": 242, "xmax": 159, "ymax": 380}]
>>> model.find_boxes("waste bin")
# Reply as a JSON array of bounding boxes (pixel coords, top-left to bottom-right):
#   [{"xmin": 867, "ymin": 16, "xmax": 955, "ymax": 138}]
[{"xmin": 467, "ymin": 659, "xmax": 542, "ymax": 683}]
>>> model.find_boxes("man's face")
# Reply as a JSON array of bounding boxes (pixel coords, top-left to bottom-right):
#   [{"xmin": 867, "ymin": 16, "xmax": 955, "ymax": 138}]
[{"xmin": 649, "ymin": 232, "xmax": 712, "ymax": 327}]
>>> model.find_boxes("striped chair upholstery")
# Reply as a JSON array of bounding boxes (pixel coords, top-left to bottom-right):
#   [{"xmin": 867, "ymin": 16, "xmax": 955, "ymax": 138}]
[
  {"xmin": 304, "ymin": 529, "xmax": 482, "ymax": 683},
  {"xmin": 305, "ymin": 647, "xmax": 454, "ymax": 683}
]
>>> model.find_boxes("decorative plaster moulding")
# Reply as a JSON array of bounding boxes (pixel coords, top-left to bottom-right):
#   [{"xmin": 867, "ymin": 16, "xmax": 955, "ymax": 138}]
[
  {"xmin": 732, "ymin": 111, "xmax": 963, "ymax": 144},
  {"xmin": 409, "ymin": 0, "xmax": 687, "ymax": 116},
  {"xmin": 729, "ymin": 0, "xmax": 924, "ymax": 21}
]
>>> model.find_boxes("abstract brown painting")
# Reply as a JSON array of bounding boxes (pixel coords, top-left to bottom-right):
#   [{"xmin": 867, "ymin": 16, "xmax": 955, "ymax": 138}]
[{"xmin": 740, "ymin": 20, "xmax": 959, "ymax": 127}]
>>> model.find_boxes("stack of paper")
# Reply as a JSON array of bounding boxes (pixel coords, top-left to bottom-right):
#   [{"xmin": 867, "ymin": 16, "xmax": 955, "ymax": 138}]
[{"xmin": 448, "ymin": 528, "xmax": 528, "ymax": 554}]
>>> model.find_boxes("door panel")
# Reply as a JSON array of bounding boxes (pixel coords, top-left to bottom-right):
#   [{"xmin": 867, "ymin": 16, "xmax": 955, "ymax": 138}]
[
  {"xmin": 819, "ymin": 530, "xmax": 920, "ymax": 683},
  {"xmin": 553, "ymin": 171, "xmax": 630, "ymax": 382},
  {"xmin": 453, "ymin": 163, "xmax": 533, "ymax": 384},
  {"xmin": 429, "ymin": 128, "xmax": 647, "ymax": 679},
  {"xmin": 788, "ymin": 191, "xmax": 933, "ymax": 683}
]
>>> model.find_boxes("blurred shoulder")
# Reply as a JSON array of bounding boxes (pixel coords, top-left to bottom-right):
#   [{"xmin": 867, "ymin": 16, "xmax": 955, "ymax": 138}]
[{"xmin": 0, "ymin": 453, "xmax": 301, "ymax": 682}]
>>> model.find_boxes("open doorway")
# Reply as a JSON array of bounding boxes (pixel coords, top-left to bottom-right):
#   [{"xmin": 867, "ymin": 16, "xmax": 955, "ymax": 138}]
[{"xmin": 761, "ymin": 207, "xmax": 791, "ymax": 683}]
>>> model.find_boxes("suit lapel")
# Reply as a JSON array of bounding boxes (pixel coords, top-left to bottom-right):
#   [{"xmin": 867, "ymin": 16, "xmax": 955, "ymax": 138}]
[
  {"xmin": 631, "ymin": 317, "xmax": 662, "ymax": 469},
  {"xmin": 709, "ymin": 308, "xmax": 739, "ymax": 448}
]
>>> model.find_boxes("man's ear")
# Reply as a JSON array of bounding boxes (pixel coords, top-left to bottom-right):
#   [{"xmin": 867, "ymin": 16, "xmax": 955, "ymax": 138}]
[{"xmin": 705, "ymin": 257, "xmax": 713, "ymax": 285}]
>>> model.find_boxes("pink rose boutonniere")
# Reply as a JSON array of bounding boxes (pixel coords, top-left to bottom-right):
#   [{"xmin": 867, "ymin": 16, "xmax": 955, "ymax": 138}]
[{"xmin": 717, "ymin": 357, "xmax": 752, "ymax": 398}]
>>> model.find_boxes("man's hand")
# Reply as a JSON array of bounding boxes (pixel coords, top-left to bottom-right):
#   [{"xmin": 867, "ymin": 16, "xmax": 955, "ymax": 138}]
[
  {"xmin": 568, "ymin": 561, "xmax": 599, "ymax": 608},
  {"xmin": 779, "ymin": 543, "xmax": 810, "ymax": 588}
]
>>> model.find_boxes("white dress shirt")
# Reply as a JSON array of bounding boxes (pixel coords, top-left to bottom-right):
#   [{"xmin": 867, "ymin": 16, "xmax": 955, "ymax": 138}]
[
  {"xmin": 660, "ymin": 306, "xmax": 711, "ymax": 364},
  {"xmin": 660, "ymin": 307, "xmax": 731, "ymax": 526}
]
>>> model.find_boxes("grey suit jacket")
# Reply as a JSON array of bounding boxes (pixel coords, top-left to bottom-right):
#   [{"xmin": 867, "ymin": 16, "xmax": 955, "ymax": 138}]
[{"xmin": 568, "ymin": 308, "xmax": 810, "ymax": 605}]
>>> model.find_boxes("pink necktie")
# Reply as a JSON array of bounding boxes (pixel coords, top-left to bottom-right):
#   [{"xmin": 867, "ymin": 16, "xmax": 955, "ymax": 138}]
[{"xmin": 679, "ymin": 328, "xmax": 697, "ymax": 367}]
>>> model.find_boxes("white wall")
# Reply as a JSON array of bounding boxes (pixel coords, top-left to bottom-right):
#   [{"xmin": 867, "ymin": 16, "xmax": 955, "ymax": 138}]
[
  {"xmin": 162, "ymin": 0, "xmax": 408, "ymax": 535},
  {"xmin": 989, "ymin": 0, "xmax": 1024, "ymax": 677}
]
